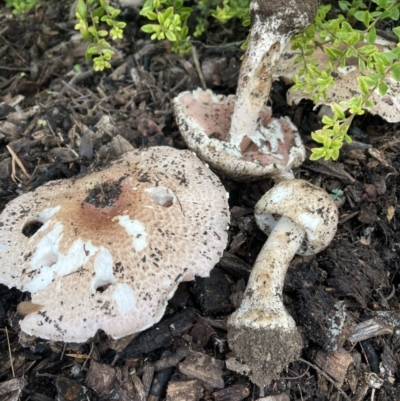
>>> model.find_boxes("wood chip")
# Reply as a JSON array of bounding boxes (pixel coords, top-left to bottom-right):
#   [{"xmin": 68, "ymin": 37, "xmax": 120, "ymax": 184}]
[
  {"xmin": 166, "ymin": 379, "xmax": 204, "ymax": 401},
  {"xmin": 315, "ymin": 348, "xmax": 353, "ymax": 384},
  {"xmin": 86, "ymin": 360, "xmax": 116, "ymax": 397},
  {"xmin": 179, "ymin": 350, "xmax": 225, "ymax": 389},
  {"xmin": 212, "ymin": 383, "xmax": 251, "ymax": 401}
]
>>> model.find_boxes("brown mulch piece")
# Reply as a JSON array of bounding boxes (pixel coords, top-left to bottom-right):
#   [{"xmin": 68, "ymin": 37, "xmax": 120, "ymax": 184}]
[{"xmin": 0, "ymin": 1, "xmax": 400, "ymax": 400}]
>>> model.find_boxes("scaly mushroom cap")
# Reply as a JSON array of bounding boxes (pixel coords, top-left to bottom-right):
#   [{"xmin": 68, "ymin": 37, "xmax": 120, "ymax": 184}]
[
  {"xmin": 255, "ymin": 179, "xmax": 338, "ymax": 255},
  {"xmin": 0, "ymin": 147, "xmax": 229, "ymax": 342}
]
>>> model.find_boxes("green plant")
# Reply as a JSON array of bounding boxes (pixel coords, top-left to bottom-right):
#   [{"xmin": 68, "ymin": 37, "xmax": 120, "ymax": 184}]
[
  {"xmin": 6, "ymin": 0, "xmax": 39, "ymax": 14},
  {"xmin": 75, "ymin": 0, "xmax": 126, "ymax": 71},
  {"xmin": 330, "ymin": 188, "xmax": 344, "ymax": 200},
  {"xmin": 291, "ymin": 0, "xmax": 400, "ymax": 160},
  {"xmin": 139, "ymin": 0, "xmax": 250, "ymax": 54}
]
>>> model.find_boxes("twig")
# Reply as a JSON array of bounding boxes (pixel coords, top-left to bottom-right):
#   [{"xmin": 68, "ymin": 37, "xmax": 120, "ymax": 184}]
[
  {"xmin": 6, "ymin": 327, "xmax": 15, "ymax": 378},
  {"xmin": 191, "ymin": 46, "xmax": 207, "ymax": 90},
  {"xmin": 7, "ymin": 145, "xmax": 31, "ymax": 181},
  {"xmin": 299, "ymin": 358, "xmax": 351, "ymax": 401}
]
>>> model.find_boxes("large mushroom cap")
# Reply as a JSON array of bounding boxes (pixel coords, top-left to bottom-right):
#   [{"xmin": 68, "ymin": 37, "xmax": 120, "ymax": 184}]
[
  {"xmin": 0, "ymin": 147, "xmax": 229, "ymax": 342},
  {"xmin": 255, "ymin": 179, "xmax": 338, "ymax": 255}
]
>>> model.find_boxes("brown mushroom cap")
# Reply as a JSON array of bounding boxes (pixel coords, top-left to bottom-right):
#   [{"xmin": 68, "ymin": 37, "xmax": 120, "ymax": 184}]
[
  {"xmin": 0, "ymin": 147, "xmax": 229, "ymax": 342},
  {"xmin": 255, "ymin": 179, "xmax": 338, "ymax": 255}
]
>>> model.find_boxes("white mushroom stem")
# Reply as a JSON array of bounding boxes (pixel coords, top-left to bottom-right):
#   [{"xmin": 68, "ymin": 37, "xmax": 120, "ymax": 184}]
[
  {"xmin": 229, "ymin": 215, "xmax": 304, "ymax": 330},
  {"xmin": 227, "ymin": 0, "xmax": 320, "ymax": 152},
  {"xmin": 229, "ymin": 31, "xmax": 289, "ymax": 152}
]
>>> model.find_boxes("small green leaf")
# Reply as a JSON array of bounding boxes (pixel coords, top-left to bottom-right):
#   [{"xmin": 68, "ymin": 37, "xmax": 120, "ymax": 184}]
[
  {"xmin": 311, "ymin": 132, "xmax": 327, "ymax": 144},
  {"xmin": 310, "ymin": 147, "xmax": 326, "ymax": 161},
  {"xmin": 165, "ymin": 29, "xmax": 176, "ymax": 41},
  {"xmin": 357, "ymin": 76, "xmax": 370, "ymax": 95},
  {"xmin": 76, "ymin": 0, "xmax": 87, "ymax": 20},
  {"xmin": 331, "ymin": 102, "xmax": 346, "ymax": 120},
  {"xmin": 378, "ymin": 81, "xmax": 388, "ymax": 96},
  {"xmin": 367, "ymin": 27, "xmax": 376, "ymax": 45},
  {"xmin": 391, "ymin": 61, "xmax": 400, "ymax": 81},
  {"xmin": 141, "ymin": 24, "xmax": 158, "ymax": 33},
  {"xmin": 145, "ymin": 11, "xmax": 158, "ymax": 20}
]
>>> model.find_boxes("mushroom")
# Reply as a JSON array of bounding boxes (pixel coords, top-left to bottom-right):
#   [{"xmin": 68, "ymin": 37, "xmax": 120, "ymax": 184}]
[
  {"xmin": 173, "ymin": 0, "xmax": 319, "ymax": 180},
  {"xmin": 227, "ymin": 179, "xmax": 338, "ymax": 386},
  {"xmin": 0, "ymin": 146, "xmax": 229, "ymax": 342}
]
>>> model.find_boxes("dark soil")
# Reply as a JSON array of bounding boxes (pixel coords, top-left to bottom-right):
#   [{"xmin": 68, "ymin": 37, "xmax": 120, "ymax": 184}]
[{"xmin": 0, "ymin": 1, "xmax": 399, "ymax": 400}]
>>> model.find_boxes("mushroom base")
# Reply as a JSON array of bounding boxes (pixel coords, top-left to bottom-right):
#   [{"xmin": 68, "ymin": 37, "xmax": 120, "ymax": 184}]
[{"xmin": 227, "ymin": 323, "xmax": 302, "ymax": 387}]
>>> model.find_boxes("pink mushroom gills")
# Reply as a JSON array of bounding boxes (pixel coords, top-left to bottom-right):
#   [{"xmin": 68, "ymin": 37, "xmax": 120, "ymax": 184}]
[
  {"xmin": 173, "ymin": 0, "xmax": 319, "ymax": 181},
  {"xmin": 0, "ymin": 146, "xmax": 230, "ymax": 342},
  {"xmin": 227, "ymin": 179, "xmax": 338, "ymax": 386}
]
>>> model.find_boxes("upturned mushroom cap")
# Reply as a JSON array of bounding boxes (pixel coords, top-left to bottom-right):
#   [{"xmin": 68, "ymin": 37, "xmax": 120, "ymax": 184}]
[
  {"xmin": 0, "ymin": 146, "xmax": 229, "ymax": 342},
  {"xmin": 255, "ymin": 179, "xmax": 338, "ymax": 255},
  {"xmin": 173, "ymin": 89, "xmax": 305, "ymax": 181}
]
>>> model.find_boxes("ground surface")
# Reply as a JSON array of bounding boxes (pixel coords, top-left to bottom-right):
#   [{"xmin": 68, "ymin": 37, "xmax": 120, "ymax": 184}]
[{"xmin": 0, "ymin": 1, "xmax": 399, "ymax": 400}]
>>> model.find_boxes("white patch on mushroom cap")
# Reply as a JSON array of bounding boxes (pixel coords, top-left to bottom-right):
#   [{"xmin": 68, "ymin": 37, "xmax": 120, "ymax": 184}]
[
  {"xmin": 92, "ymin": 248, "xmax": 114, "ymax": 292},
  {"xmin": 113, "ymin": 283, "xmax": 136, "ymax": 315},
  {"xmin": 268, "ymin": 185, "xmax": 293, "ymax": 203},
  {"xmin": 37, "ymin": 206, "xmax": 61, "ymax": 221},
  {"xmin": 27, "ymin": 223, "xmax": 98, "ymax": 292},
  {"xmin": 116, "ymin": 216, "xmax": 148, "ymax": 252},
  {"xmin": 145, "ymin": 186, "xmax": 176, "ymax": 207},
  {"xmin": 298, "ymin": 212, "xmax": 321, "ymax": 238}
]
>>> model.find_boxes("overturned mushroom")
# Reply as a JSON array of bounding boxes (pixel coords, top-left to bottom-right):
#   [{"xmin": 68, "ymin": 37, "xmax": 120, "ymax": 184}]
[
  {"xmin": 0, "ymin": 146, "xmax": 229, "ymax": 342},
  {"xmin": 227, "ymin": 179, "xmax": 338, "ymax": 386},
  {"xmin": 173, "ymin": 0, "xmax": 319, "ymax": 180}
]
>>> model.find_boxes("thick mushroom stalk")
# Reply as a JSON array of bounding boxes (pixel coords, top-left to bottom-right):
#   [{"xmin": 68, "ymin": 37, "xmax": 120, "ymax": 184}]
[
  {"xmin": 230, "ymin": 0, "xmax": 320, "ymax": 150},
  {"xmin": 227, "ymin": 180, "xmax": 338, "ymax": 386},
  {"xmin": 173, "ymin": 0, "xmax": 319, "ymax": 180}
]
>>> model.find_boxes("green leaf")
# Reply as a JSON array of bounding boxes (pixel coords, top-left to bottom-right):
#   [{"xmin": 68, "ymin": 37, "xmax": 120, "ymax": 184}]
[
  {"xmin": 378, "ymin": 81, "xmax": 388, "ymax": 96},
  {"xmin": 145, "ymin": 11, "xmax": 158, "ymax": 20},
  {"xmin": 331, "ymin": 102, "xmax": 346, "ymax": 119},
  {"xmin": 87, "ymin": 45, "xmax": 99, "ymax": 54},
  {"xmin": 163, "ymin": 6, "xmax": 173, "ymax": 20},
  {"xmin": 363, "ymin": 11, "xmax": 371, "ymax": 26},
  {"xmin": 354, "ymin": 10, "xmax": 365, "ymax": 22},
  {"xmin": 165, "ymin": 29, "xmax": 176, "ymax": 41},
  {"xmin": 391, "ymin": 61, "xmax": 400, "ymax": 81},
  {"xmin": 76, "ymin": 0, "xmax": 87, "ymax": 20},
  {"xmin": 310, "ymin": 147, "xmax": 326, "ymax": 161},
  {"xmin": 97, "ymin": 30, "xmax": 108, "ymax": 37},
  {"xmin": 331, "ymin": 149, "xmax": 340, "ymax": 160},
  {"xmin": 311, "ymin": 132, "xmax": 327, "ymax": 144},
  {"xmin": 324, "ymin": 47, "xmax": 343, "ymax": 59},
  {"xmin": 364, "ymin": 99, "xmax": 374, "ymax": 108},
  {"xmin": 141, "ymin": 24, "xmax": 158, "ymax": 33},
  {"xmin": 357, "ymin": 76, "xmax": 370, "ymax": 95},
  {"xmin": 331, "ymin": 139, "xmax": 344, "ymax": 150},
  {"xmin": 367, "ymin": 26, "xmax": 376, "ymax": 45},
  {"xmin": 390, "ymin": 6, "xmax": 399, "ymax": 20},
  {"xmin": 393, "ymin": 26, "xmax": 400, "ymax": 40}
]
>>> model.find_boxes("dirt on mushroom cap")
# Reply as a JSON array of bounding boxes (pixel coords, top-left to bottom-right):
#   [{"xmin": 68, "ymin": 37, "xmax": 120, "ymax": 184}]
[{"xmin": 0, "ymin": 146, "xmax": 230, "ymax": 342}]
